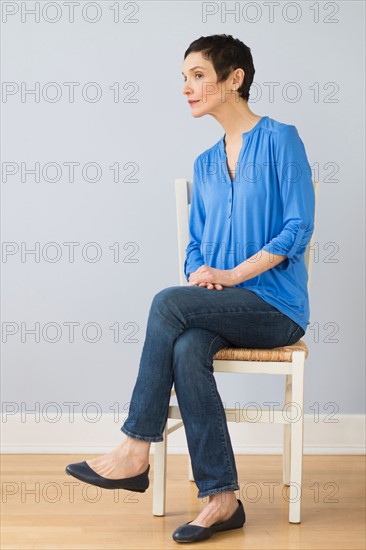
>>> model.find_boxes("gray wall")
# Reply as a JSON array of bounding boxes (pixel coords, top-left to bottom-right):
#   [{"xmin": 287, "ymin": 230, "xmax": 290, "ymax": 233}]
[{"xmin": 1, "ymin": 1, "xmax": 365, "ymax": 419}]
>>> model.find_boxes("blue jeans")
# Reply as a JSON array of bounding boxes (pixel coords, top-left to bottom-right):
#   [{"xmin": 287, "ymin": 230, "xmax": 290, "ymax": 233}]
[{"xmin": 121, "ymin": 286, "xmax": 305, "ymax": 498}]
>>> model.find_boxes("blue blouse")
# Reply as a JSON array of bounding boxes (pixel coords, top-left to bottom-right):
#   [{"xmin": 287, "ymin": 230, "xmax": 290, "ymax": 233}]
[{"xmin": 184, "ymin": 115, "xmax": 315, "ymax": 333}]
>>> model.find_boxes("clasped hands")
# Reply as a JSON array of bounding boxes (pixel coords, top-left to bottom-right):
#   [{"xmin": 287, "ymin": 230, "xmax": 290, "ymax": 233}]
[{"xmin": 188, "ymin": 265, "xmax": 239, "ymax": 290}]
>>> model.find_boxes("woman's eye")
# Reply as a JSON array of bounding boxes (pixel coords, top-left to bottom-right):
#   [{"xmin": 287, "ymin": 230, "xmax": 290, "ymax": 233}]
[{"xmin": 183, "ymin": 73, "xmax": 203, "ymax": 82}]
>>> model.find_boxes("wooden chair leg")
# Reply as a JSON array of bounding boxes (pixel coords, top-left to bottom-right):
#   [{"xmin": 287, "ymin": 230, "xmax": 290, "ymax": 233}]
[
  {"xmin": 283, "ymin": 374, "xmax": 292, "ymax": 486},
  {"xmin": 153, "ymin": 424, "xmax": 168, "ymax": 516},
  {"xmin": 288, "ymin": 351, "xmax": 305, "ymax": 523},
  {"xmin": 188, "ymin": 455, "xmax": 194, "ymax": 481}
]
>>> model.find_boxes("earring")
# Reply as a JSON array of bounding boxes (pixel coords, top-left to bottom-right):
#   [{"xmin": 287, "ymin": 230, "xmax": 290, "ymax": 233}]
[{"xmin": 233, "ymin": 85, "xmax": 236, "ymax": 92}]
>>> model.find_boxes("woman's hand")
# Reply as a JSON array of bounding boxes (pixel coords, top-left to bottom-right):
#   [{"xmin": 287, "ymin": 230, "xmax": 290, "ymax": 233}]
[{"xmin": 188, "ymin": 265, "xmax": 238, "ymax": 290}]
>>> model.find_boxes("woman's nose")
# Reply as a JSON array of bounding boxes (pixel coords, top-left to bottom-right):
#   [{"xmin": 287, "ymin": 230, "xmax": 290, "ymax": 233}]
[{"xmin": 182, "ymin": 80, "xmax": 192, "ymax": 95}]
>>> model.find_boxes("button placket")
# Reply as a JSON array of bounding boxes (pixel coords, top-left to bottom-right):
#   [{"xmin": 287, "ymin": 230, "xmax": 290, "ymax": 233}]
[
  {"xmin": 221, "ymin": 134, "xmax": 249, "ymax": 219},
  {"xmin": 228, "ymin": 182, "xmax": 233, "ymax": 218}
]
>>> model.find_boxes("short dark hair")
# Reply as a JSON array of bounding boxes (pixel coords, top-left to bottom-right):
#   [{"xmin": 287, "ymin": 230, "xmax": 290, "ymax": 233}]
[{"xmin": 184, "ymin": 34, "xmax": 255, "ymax": 102}]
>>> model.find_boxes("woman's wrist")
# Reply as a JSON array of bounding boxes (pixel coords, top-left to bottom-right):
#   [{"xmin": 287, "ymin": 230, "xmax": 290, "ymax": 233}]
[{"xmin": 231, "ymin": 266, "xmax": 244, "ymax": 286}]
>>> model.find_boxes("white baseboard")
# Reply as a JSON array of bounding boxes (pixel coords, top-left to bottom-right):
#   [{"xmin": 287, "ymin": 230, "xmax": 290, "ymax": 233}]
[{"xmin": 1, "ymin": 413, "xmax": 365, "ymax": 454}]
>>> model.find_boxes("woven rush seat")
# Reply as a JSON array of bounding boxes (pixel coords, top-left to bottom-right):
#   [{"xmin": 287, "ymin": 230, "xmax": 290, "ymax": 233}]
[{"xmin": 213, "ymin": 338, "xmax": 308, "ymax": 362}]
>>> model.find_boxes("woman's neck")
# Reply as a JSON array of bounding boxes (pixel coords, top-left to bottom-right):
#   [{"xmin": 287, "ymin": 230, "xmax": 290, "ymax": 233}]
[{"xmin": 214, "ymin": 101, "xmax": 262, "ymax": 143}]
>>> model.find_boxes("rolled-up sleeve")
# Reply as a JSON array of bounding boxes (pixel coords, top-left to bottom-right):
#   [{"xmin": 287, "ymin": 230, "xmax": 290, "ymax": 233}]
[
  {"xmin": 262, "ymin": 125, "xmax": 315, "ymax": 263},
  {"xmin": 183, "ymin": 158, "xmax": 205, "ymax": 281}
]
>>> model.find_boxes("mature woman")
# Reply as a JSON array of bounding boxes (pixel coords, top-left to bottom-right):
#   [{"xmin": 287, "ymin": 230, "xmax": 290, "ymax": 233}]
[{"xmin": 66, "ymin": 34, "xmax": 315, "ymax": 544}]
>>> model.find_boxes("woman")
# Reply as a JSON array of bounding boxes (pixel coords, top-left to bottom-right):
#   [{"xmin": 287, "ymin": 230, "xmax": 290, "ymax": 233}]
[{"xmin": 66, "ymin": 34, "xmax": 315, "ymax": 544}]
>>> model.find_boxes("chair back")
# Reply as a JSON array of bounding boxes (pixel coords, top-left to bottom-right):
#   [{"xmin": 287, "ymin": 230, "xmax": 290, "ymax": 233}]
[{"xmin": 175, "ymin": 178, "xmax": 319, "ymax": 291}]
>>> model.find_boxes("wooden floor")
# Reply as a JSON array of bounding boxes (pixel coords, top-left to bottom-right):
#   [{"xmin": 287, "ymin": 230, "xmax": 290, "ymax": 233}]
[{"xmin": 1, "ymin": 454, "xmax": 365, "ymax": 549}]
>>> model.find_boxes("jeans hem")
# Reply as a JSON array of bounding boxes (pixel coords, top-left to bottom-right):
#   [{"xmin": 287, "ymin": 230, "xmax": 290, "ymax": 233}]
[
  {"xmin": 197, "ymin": 483, "xmax": 240, "ymax": 499},
  {"xmin": 120, "ymin": 425, "xmax": 163, "ymax": 443}
]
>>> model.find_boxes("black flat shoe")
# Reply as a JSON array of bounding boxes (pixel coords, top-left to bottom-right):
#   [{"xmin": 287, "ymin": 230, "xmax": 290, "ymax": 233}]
[
  {"xmin": 65, "ymin": 461, "xmax": 150, "ymax": 492},
  {"xmin": 172, "ymin": 498, "xmax": 245, "ymax": 543}
]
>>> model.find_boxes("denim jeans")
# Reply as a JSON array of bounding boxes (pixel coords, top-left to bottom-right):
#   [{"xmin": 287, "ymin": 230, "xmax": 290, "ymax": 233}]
[{"xmin": 121, "ymin": 285, "xmax": 305, "ymax": 498}]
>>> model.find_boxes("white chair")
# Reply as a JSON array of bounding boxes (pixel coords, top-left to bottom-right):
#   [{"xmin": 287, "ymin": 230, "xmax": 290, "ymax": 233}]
[{"xmin": 153, "ymin": 178, "xmax": 319, "ymax": 523}]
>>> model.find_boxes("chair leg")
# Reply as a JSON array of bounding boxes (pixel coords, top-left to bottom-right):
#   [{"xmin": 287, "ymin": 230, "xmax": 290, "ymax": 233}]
[
  {"xmin": 153, "ymin": 424, "xmax": 168, "ymax": 516},
  {"xmin": 283, "ymin": 374, "xmax": 292, "ymax": 486},
  {"xmin": 188, "ymin": 455, "xmax": 194, "ymax": 481},
  {"xmin": 288, "ymin": 352, "xmax": 305, "ymax": 523}
]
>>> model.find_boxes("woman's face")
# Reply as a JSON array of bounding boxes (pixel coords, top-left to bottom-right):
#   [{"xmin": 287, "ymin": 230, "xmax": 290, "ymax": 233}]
[{"xmin": 182, "ymin": 52, "xmax": 234, "ymax": 117}]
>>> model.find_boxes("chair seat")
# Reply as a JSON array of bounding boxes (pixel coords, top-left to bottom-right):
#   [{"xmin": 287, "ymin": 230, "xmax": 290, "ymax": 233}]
[{"xmin": 213, "ymin": 338, "xmax": 308, "ymax": 362}]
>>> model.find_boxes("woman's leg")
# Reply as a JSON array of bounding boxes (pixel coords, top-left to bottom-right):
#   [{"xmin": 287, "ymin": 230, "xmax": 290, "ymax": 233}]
[
  {"xmin": 172, "ymin": 327, "xmax": 241, "ymax": 527},
  {"xmin": 121, "ymin": 285, "xmax": 303, "ymax": 442},
  {"xmin": 88, "ymin": 285, "xmax": 303, "ymax": 482},
  {"xmin": 172, "ymin": 327, "xmax": 239, "ymax": 498}
]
